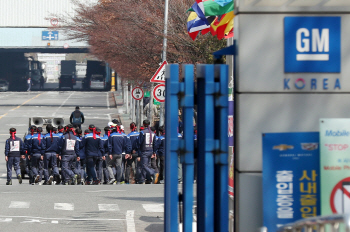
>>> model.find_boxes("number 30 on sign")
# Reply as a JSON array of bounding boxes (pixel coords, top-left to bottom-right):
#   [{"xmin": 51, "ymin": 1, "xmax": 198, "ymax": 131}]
[{"xmin": 153, "ymin": 84, "xmax": 165, "ymax": 102}]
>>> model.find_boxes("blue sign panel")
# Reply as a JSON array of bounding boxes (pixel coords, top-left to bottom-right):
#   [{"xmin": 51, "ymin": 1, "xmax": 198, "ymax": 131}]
[
  {"xmin": 263, "ymin": 132, "xmax": 320, "ymax": 232},
  {"xmin": 42, "ymin": 31, "xmax": 58, "ymax": 40},
  {"xmin": 284, "ymin": 17, "xmax": 341, "ymax": 73}
]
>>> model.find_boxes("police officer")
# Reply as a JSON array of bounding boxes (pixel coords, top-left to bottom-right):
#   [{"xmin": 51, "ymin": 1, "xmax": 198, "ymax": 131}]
[
  {"xmin": 108, "ymin": 124, "xmax": 131, "ymax": 184},
  {"xmin": 5, "ymin": 128, "xmax": 25, "ymax": 185},
  {"xmin": 157, "ymin": 126, "xmax": 165, "ymax": 183},
  {"xmin": 42, "ymin": 124, "xmax": 61, "ymax": 185},
  {"xmin": 29, "ymin": 127, "xmax": 44, "ymax": 184},
  {"xmin": 59, "ymin": 124, "xmax": 80, "ymax": 185},
  {"xmin": 82, "ymin": 125, "xmax": 104, "ymax": 185},
  {"xmin": 135, "ymin": 120, "xmax": 159, "ymax": 184},
  {"xmin": 126, "ymin": 122, "xmax": 139, "ymax": 184}
]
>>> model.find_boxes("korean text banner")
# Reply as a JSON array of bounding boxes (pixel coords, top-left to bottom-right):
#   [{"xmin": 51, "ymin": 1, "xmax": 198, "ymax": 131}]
[
  {"xmin": 320, "ymin": 118, "xmax": 350, "ymax": 215},
  {"xmin": 263, "ymin": 132, "xmax": 320, "ymax": 232}
]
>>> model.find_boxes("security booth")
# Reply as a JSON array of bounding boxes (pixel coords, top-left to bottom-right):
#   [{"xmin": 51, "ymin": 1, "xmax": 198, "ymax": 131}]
[{"xmin": 234, "ymin": 0, "xmax": 350, "ymax": 231}]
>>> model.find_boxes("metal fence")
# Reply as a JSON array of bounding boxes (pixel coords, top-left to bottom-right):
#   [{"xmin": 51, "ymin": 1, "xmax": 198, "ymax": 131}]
[{"xmin": 164, "ymin": 64, "xmax": 229, "ymax": 232}]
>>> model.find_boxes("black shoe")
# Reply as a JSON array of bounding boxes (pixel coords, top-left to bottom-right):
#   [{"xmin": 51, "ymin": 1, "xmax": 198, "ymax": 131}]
[
  {"xmin": 55, "ymin": 175, "xmax": 61, "ymax": 185},
  {"xmin": 77, "ymin": 175, "xmax": 81, "ymax": 185},
  {"xmin": 17, "ymin": 174, "xmax": 22, "ymax": 184},
  {"xmin": 6, "ymin": 180, "xmax": 12, "ymax": 185},
  {"xmin": 34, "ymin": 175, "xmax": 40, "ymax": 184},
  {"xmin": 47, "ymin": 176, "xmax": 53, "ymax": 185},
  {"xmin": 92, "ymin": 180, "xmax": 100, "ymax": 185},
  {"xmin": 85, "ymin": 180, "xmax": 91, "ymax": 185}
]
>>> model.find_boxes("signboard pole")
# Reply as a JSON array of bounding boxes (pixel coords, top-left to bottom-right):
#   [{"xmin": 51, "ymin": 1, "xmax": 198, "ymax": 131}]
[
  {"xmin": 136, "ymin": 99, "xmax": 140, "ymax": 127},
  {"xmin": 140, "ymin": 97, "xmax": 144, "ymax": 126}
]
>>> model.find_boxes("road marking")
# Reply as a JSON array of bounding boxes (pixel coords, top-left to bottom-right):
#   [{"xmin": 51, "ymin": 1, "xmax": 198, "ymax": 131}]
[
  {"xmin": 54, "ymin": 203, "xmax": 74, "ymax": 211},
  {"xmin": 142, "ymin": 204, "xmax": 164, "ymax": 213},
  {"xmin": 1, "ymin": 174, "xmax": 6, "ymax": 177},
  {"xmin": 0, "ymin": 218, "xmax": 12, "ymax": 222},
  {"xmin": 51, "ymin": 220, "xmax": 58, "ymax": 224},
  {"xmin": 0, "ymin": 93, "xmax": 43, "ymax": 119},
  {"xmin": 52, "ymin": 92, "xmax": 75, "ymax": 116},
  {"xmin": 0, "ymin": 215, "xmax": 124, "ymax": 221},
  {"xmin": 107, "ymin": 92, "xmax": 110, "ymax": 110},
  {"xmin": 98, "ymin": 204, "xmax": 120, "ymax": 211},
  {"xmin": 126, "ymin": 210, "xmax": 136, "ymax": 232},
  {"xmin": 0, "ymin": 113, "xmax": 8, "ymax": 119},
  {"xmin": 9, "ymin": 201, "xmax": 30, "ymax": 209},
  {"xmin": 86, "ymin": 190, "xmax": 125, "ymax": 193}
]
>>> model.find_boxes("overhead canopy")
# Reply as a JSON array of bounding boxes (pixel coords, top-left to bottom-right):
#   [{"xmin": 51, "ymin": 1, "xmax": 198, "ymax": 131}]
[{"xmin": 212, "ymin": 44, "xmax": 235, "ymax": 59}]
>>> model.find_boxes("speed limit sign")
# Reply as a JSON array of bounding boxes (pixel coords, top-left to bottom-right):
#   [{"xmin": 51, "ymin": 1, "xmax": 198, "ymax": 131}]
[
  {"xmin": 153, "ymin": 84, "xmax": 165, "ymax": 102},
  {"xmin": 132, "ymin": 87, "xmax": 144, "ymax": 100}
]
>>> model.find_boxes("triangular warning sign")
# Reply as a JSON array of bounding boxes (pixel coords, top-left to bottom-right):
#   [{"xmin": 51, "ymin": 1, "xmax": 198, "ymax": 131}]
[{"xmin": 150, "ymin": 61, "xmax": 168, "ymax": 83}]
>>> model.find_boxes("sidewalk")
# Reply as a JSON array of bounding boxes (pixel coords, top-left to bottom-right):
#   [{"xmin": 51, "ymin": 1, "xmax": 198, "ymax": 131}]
[{"xmin": 110, "ymin": 90, "xmax": 133, "ymax": 134}]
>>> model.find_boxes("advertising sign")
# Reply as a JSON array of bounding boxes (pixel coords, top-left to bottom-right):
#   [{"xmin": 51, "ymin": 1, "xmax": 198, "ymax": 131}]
[
  {"xmin": 320, "ymin": 118, "xmax": 350, "ymax": 215},
  {"xmin": 284, "ymin": 17, "xmax": 341, "ymax": 73},
  {"xmin": 263, "ymin": 132, "xmax": 320, "ymax": 232}
]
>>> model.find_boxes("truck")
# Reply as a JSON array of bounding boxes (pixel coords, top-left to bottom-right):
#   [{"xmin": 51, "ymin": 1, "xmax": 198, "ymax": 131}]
[
  {"xmin": 83, "ymin": 60, "xmax": 110, "ymax": 90},
  {"xmin": 59, "ymin": 60, "xmax": 76, "ymax": 90}
]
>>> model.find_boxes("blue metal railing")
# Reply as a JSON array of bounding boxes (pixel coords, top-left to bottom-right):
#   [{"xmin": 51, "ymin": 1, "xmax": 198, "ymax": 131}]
[{"xmin": 164, "ymin": 64, "xmax": 229, "ymax": 232}]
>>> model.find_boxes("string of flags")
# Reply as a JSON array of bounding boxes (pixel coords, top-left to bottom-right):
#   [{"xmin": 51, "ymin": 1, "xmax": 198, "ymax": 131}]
[{"xmin": 186, "ymin": 0, "xmax": 234, "ymax": 41}]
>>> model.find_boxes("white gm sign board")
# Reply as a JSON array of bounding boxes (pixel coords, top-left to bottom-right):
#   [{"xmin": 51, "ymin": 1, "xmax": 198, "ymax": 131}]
[{"xmin": 234, "ymin": 1, "xmax": 350, "ymax": 231}]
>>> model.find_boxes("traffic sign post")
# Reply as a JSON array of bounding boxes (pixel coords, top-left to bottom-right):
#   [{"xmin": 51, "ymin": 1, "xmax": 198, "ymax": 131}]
[
  {"xmin": 150, "ymin": 61, "xmax": 167, "ymax": 83},
  {"xmin": 153, "ymin": 84, "xmax": 165, "ymax": 102},
  {"xmin": 132, "ymin": 87, "xmax": 144, "ymax": 101}
]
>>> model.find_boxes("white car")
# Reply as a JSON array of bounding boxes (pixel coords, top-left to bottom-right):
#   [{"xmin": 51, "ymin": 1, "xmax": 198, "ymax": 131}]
[{"xmin": 0, "ymin": 79, "xmax": 9, "ymax": 91}]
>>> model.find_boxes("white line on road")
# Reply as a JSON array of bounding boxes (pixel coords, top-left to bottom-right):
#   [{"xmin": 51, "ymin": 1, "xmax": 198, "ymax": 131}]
[
  {"xmin": 142, "ymin": 204, "xmax": 164, "ymax": 213},
  {"xmin": 54, "ymin": 203, "xmax": 74, "ymax": 211},
  {"xmin": 86, "ymin": 190, "xmax": 126, "ymax": 193},
  {"xmin": 98, "ymin": 204, "xmax": 120, "ymax": 211},
  {"xmin": 9, "ymin": 201, "xmax": 30, "ymax": 209},
  {"xmin": 0, "ymin": 218, "xmax": 12, "ymax": 222},
  {"xmin": 126, "ymin": 210, "xmax": 136, "ymax": 232},
  {"xmin": 1, "ymin": 174, "xmax": 6, "ymax": 177},
  {"xmin": 52, "ymin": 92, "xmax": 75, "ymax": 117},
  {"xmin": 51, "ymin": 220, "xmax": 58, "ymax": 224},
  {"xmin": 0, "ymin": 215, "xmax": 124, "ymax": 221},
  {"xmin": 107, "ymin": 92, "xmax": 110, "ymax": 110}
]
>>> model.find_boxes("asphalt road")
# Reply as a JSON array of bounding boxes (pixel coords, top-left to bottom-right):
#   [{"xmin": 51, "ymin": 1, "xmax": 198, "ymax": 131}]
[{"xmin": 0, "ymin": 90, "xmax": 164, "ymax": 232}]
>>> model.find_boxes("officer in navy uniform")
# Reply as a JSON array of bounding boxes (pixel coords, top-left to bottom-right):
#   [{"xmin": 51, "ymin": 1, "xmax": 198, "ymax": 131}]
[
  {"xmin": 135, "ymin": 120, "xmax": 159, "ymax": 184},
  {"xmin": 5, "ymin": 128, "xmax": 25, "ymax": 185},
  {"xmin": 42, "ymin": 124, "xmax": 61, "ymax": 185},
  {"xmin": 58, "ymin": 124, "xmax": 80, "ymax": 185}
]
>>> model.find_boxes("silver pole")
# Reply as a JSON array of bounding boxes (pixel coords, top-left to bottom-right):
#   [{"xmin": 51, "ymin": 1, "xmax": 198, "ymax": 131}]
[
  {"xmin": 132, "ymin": 98, "xmax": 135, "ymax": 123},
  {"xmin": 140, "ymin": 96, "xmax": 144, "ymax": 124},
  {"xmin": 136, "ymin": 100, "xmax": 140, "ymax": 127},
  {"xmin": 159, "ymin": 0, "xmax": 169, "ymax": 127},
  {"xmin": 126, "ymin": 83, "xmax": 129, "ymax": 114}
]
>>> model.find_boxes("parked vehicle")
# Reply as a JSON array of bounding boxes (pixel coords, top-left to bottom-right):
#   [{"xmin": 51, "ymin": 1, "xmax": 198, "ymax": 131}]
[
  {"xmin": 90, "ymin": 74, "xmax": 105, "ymax": 90},
  {"xmin": 83, "ymin": 61, "xmax": 110, "ymax": 90},
  {"xmin": 59, "ymin": 60, "xmax": 76, "ymax": 90},
  {"xmin": 0, "ymin": 79, "xmax": 9, "ymax": 91}
]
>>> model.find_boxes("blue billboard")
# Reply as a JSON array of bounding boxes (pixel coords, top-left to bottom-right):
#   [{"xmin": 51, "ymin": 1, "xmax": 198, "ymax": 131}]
[
  {"xmin": 263, "ymin": 132, "xmax": 320, "ymax": 232},
  {"xmin": 284, "ymin": 17, "xmax": 341, "ymax": 73},
  {"xmin": 42, "ymin": 31, "xmax": 59, "ymax": 40}
]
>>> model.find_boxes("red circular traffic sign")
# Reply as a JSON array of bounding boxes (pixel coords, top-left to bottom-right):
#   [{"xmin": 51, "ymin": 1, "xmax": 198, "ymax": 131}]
[
  {"xmin": 132, "ymin": 87, "xmax": 144, "ymax": 100},
  {"xmin": 50, "ymin": 18, "xmax": 59, "ymax": 27},
  {"xmin": 330, "ymin": 177, "xmax": 350, "ymax": 213},
  {"xmin": 153, "ymin": 84, "xmax": 165, "ymax": 102},
  {"xmin": 63, "ymin": 43, "xmax": 69, "ymax": 49}
]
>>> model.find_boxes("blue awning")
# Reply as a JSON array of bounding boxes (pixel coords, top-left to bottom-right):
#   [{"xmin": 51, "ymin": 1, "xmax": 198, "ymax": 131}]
[{"xmin": 212, "ymin": 43, "xmax": 235, "ymax": 59}]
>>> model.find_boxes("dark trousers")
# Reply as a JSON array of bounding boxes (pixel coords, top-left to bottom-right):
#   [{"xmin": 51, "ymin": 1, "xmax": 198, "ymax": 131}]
[
  {"xmin": 7, "ymin": 156, "xmax": 20, "ymax": 181},
  {"xmin": 125, "ymin": 156, "xmax": 136, "ymax": 183},
  {"xmin": 150, "ymin": 157, "xmax": 159, "ymax": 173},
  {"xmin": 25, "ymin": 156, "xmax": 33, "ymax": 181},
  {"xmin": 139, "ymin": 152, "xmax": 155, "ymax": 183},
  {"xmin": 159, "ymin": 156, "xmax": 165, "ymax": 181},
  {"xmin": 95, "ymin": 157, "xmax": 103, "ymax": 181},
  {"xmin": 61, "ymin": 155, "xmax": 75, "ymax": 182},
  {"xmin": 79, "ymin": 158, "xmax": 86, "ymax": 180},
  {"xmin": 43, "ymin": 152, "xmax": 59, "ymax": 181},
  {"xmin": 86, "ymin": 156, "xmax": 100, "ymax": 181},
  {"xmin": 31, "ymin": 153, "xmax": 43, "ymax": 180},
  {"xmin": 73, "ymin": 124, "xmax": 81, "ymax": 129},
  {"xmin": 102, "ymin": 159, "xmax": 111, "ymax": 182}
]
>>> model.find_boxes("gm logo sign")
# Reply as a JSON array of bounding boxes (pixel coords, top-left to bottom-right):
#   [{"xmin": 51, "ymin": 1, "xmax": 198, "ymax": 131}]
[{"xmin": 284, "ymin": 17, "xmax": 341, "ymax": 73}]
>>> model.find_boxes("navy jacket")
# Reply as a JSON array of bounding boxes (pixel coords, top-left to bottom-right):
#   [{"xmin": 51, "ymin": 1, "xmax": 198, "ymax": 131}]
[
  {"xmin": 24, "ymin": 133, "xmax": 33, "ymax": 155},
  {"xmin": 76, "ymin": 136, "xmax": 85, "ymax": 159},
  {"xmin": 100, "ymin": 134, "xmax": 109, "ymax": 156},
  {"xmin": 5, "ymin": 136, "xmax": 25, "ymax": 157},
  {"xmin": 127, "ymin": 131, "xmax": 139, "ymax": 152},
  {"xmin": 82, "ymin": 133, "xmax": 104, "ymax": 157},
  {"xmin": 135, "ymin": 128, "xmax": 156, "ymax": 155},
  {"xmin": 59, "ymin": 132, "xmax": 79, "ymax": 156},
  {"xmin": 31, "ymin": 133, "xmax": 45, "ymax": 155},
  {"xmin": 156, "ymin": 135, "xmax": 165, "ymax": 156},
  {"xmin": 108, "ymin": 132, "xmax": 131, "ymax": 155},
  {"xmin": 41, "ymin": 133, "xmax": 61, "ymax": 154}
]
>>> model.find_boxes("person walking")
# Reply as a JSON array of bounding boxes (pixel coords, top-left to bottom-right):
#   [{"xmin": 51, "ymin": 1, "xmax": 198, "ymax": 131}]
[
  {"xmin": 40, "ymin": 75, "xmax": 45, "ymax": 89},
  {"xmin": 27, "ymin": 78, "xmax": 32, "ymax": 92},
  {"xmin": 70, "ymin": 106, "xmax": 85, "ymax": 129},
  {"xmin": 5, "ymin": 128, "xmax": 25, "ymax": 185}
]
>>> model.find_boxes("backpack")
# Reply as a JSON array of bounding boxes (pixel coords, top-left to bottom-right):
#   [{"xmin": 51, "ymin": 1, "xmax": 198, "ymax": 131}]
[{"xmin": 72, "ymin": 110, "xmax": 82, "ymax": 124}]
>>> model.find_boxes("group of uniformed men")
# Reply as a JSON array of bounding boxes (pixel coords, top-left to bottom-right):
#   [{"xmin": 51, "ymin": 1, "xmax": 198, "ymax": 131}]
[{"xmin": 4, "ymin": 119, "xmax": 166, "ymax": 185}]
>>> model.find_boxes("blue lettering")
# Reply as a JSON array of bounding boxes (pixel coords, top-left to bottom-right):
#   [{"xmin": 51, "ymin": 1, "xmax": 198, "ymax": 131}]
[
  {"xmin": 325, "ymin": 130, "xmax": 350, "ymax": 136},
  {"xmin": 284, "ymin": 79, "xmax": 290, "ymax": 89},
  {"xmin": 323, "ymin": 79, "xmax": 328, "ymax": 89},
  {"xmin": 334, "ymin": 78, "xmax": 341, "ymax": 89},
  {"xmin": 311, "ymin": 79, "xmax": 317, "ymax": 90}
]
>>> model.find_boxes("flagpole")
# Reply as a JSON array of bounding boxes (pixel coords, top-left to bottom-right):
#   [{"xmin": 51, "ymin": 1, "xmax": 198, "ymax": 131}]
[{"xmin": 158, "ymin": 0, "xmax": 169, "ymax": 128}]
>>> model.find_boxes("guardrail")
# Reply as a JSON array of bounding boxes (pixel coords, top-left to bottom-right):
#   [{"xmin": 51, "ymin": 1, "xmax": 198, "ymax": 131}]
[{"xmin": 261, "ymin": 214, "xmax": 350, "ymax": 232}]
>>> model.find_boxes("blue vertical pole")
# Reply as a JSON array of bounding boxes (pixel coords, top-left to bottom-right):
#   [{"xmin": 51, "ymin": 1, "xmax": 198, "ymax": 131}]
[
  {"xmin": 214, "ymin": 64, "xmax": 229, "ymax": 232},
  {"xmin": 181, "ymin": 64, "xmax": 194, "ymax": 232},
  {"xmin": 197, "ymin": 64, "xmax": 215, "ymax": 232},
  {"xmin": 165, "ymin": 64, "xmax": 179, "ymax": 232}
]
